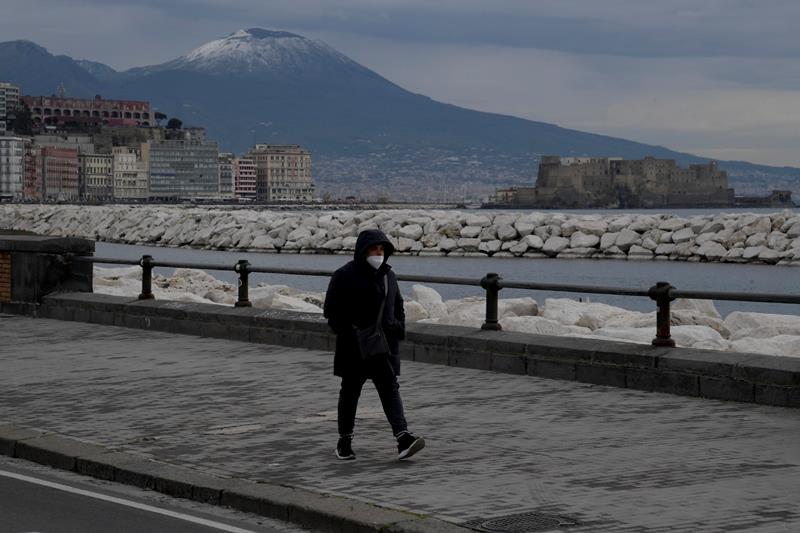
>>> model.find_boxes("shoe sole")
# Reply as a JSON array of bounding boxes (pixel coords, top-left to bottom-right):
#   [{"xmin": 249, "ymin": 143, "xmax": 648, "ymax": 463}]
[
  {"xmin": 335, "ymin": 449, "xmax": 356, "ymax": 460},
  {"xmin": 398, "ymin": 437, "xmax": 425, "ymax": 460}
]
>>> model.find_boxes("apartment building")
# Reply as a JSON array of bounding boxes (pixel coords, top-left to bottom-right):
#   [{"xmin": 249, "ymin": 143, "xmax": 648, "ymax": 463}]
[
  {"xmin": 80, "ymin": 153, "xmax": 113, "ymax": 202},
  {"xmin": 144, "ymin": 139, "xmax": 219, "ymax": 200},
  {"xmin": 234, "ymin": 157, "xmax": 256, "ymax": 200},
  {"xmin": 247, "ymin": 144, "xmax": 314, "ymax": 202},
  {"xmin": 0, "ymin": 136, "xmax": 27, "ymax": 200},
  {"xmin": 0, "ymin": 82, "xmax": 20, "ymax": 133},
  {"xmin": 36, "ymin": 146, "xmax": 80, "ymax": 202},
  {"xmin": 112, "ymin": 146, "xmax": 148, "ymax": 200},
  {"xmin": 218, "ymin": 152, "xmax": 235, "ymax": 199},
  {"xmin": 23, "ymin": 143, "xmax": 41, "ymax": 200}
]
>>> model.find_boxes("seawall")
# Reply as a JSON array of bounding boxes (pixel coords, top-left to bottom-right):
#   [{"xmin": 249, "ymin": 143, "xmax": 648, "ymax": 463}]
[{"xmin": 2, "ymin": 204, "xmax": 800, "ymax": 265}]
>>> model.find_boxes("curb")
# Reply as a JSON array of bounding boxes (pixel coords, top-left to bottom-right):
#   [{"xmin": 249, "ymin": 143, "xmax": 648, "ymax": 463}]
[{"xmin": 0, "ymin": 422, "xmax": 470, "ymax": 533}]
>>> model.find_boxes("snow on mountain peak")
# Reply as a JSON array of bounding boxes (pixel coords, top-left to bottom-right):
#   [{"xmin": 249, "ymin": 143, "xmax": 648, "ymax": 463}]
[{"xmin": 173, "ymin": 28, "xmax": 353, "ymax": 74}]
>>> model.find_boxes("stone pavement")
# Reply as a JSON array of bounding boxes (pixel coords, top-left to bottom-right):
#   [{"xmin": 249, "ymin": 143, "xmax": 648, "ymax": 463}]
[{"xmin": 1, "ymin": 313, "xmax": 799, "ymax": 532}]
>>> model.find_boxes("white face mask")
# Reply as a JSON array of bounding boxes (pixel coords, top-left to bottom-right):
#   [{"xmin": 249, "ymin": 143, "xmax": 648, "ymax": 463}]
[{"xmin": 366, "ymin": 255, "xmax": 384, "ymax": 270}]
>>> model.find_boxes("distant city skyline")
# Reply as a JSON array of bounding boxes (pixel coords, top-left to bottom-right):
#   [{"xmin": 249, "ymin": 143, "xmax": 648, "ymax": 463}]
[{"xmin": 3, "ymin": 1, "xmax": 800, "ymax": 167}]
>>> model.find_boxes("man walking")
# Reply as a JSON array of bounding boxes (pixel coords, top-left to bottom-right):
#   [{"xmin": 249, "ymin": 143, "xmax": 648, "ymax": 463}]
[{"xmin": 324, "ymin": 229, "xmax": 425, "ymax": 461}]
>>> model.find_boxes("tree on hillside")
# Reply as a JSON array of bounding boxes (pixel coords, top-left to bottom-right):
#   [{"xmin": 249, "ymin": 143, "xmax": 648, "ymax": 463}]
[
  {"xmin": 154, "ymin": 111, "xmax": 167, "ymax": 127},
  {"xmin": 8, "ymin": 103, "xmax": 34, "ymax": 135},
  {"xmin": 166, "ymin": 117, "xmax": 183, "ymax": 130}
]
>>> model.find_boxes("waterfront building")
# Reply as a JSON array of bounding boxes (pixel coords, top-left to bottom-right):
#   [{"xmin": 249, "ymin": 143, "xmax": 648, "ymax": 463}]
[
  {"xmin": 247, "ymin": 144, "xmax": 314, "ymax": 202},
  {"xmin": 35, "ymin": 146, "xmax": 80, "ymax": 202},
  {"xmin": 218, "ymin": 152, "xmax": 235, "ymax": 199},
  {"xmin": 0, "ymin": 136, "xmax": 27, "ymax": 200},
  {"xmin": 112, "ymin": 146, "xmax": 148, "ymax": 200},
  {"xmin": 79, "ymin": 153, "xmax": 113, "ymax": 202},
  {"xmin": 143, "ymin": 139, "xmax": 219, "ymax": 200},
  {"xmin": 233, "ymin": 157, "xmax": 256, "ymax": 200},
  {"xmin": 0, "ymin": 82, "xmax": 20, "ymax": 133},
  {"xmin": 23, "ymin": 143, "xmax": 41, "ymax": 200},
  {"xmin": 22, "ymin": 94, "xmax": 152, "ymax": 128}
]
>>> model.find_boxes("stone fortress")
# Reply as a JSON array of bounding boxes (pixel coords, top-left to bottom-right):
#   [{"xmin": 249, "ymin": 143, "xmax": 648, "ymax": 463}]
[{"xmin": 489, "ymin": 156, "xmax": 793, "ymax": 208}]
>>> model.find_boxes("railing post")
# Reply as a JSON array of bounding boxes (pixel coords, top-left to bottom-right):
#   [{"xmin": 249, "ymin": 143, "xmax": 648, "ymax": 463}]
[
  {"xmin": 648, "ymin": 281, "xmax": 675, "ymax": 347},
  {"xmin": 234, "ymin": 259, "xmax": 252, "ymax": 308},
  {"xmin": 480, "ymin": 272, "xmax": 503, "ymax": 331},
  {"xmin": 138, "ymin": 255, "xmax": 155, "ymax": 300}
]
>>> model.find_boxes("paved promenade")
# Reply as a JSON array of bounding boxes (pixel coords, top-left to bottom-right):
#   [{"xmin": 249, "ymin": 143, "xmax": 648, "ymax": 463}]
[{"xmin": 1, "ymin": 313, "xmax": 798, "ymax": 532}]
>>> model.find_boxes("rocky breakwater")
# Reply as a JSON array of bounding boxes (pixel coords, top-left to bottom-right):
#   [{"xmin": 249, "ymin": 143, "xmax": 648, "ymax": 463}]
[
  {"xmin": 94, "ymin": 266, "xmax": 800, "ymax": 359},
  {"xmin": 2, "ymin": 205, "xmax": 800, "ymax": 265}
]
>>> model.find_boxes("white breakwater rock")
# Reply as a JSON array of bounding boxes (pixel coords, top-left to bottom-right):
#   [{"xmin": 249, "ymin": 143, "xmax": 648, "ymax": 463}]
[
  {"xmin": 93, "ymin": 268, "xmax": 800, "ymax": 358},
  {"xmin": 94, "ymin": 266, "xmax": 325, "ymax": 313},
  {"xmin": 4, "ymin": 205, "xmax": 800, "ymax": 265}
]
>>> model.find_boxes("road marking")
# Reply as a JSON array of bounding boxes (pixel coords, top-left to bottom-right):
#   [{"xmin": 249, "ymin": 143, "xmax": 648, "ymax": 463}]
[{"xmin": 0, "ymin": 469, "xmax": 259, "ymax": 533}]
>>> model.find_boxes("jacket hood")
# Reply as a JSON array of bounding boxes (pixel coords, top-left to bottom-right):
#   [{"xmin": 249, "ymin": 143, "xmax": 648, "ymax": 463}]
[{"xmin": 354, "ymin": 229, "xmax": 395, "ymax": 263}]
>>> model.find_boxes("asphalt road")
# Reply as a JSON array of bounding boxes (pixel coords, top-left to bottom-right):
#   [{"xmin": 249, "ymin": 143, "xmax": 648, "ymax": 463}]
[{"xmin": 0, "ymin": 456, "xmax": 311, "ymax": 533}]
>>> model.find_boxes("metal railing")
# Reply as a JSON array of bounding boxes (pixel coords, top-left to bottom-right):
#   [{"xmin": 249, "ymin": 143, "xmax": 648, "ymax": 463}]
[{"xmin": 72, "ymin": 254, "xmax": 800, "ymax": 348}]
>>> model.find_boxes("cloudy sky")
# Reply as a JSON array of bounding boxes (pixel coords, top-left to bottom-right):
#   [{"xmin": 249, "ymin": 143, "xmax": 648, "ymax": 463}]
[{"xmin": 4, "ymin": 0, "xmax": 800, "ymax": 166}]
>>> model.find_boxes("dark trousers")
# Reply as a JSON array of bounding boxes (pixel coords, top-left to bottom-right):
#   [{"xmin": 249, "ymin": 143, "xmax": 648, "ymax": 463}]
[{"xmin": 338, "ymin": 362, "xmax": 408, "ymax": 437}]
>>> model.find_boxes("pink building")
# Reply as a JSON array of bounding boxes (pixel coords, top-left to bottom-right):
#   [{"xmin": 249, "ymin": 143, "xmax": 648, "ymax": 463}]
[
  {"xmin": 41, "ymin": 146, "xmax": 79, "ymax": 201},
  {"xmin": 234, "ymin": 157, "xmax": 256, "ymax": 200},
  {"xmin": 22, "ymin": 94, "xmax": 152, "ymax": 128}
]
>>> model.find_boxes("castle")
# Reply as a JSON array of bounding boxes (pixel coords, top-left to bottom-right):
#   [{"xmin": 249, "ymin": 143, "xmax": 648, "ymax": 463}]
[{"xmin": 491, "ymin": 156, "xmax": 741, "ymax": 208}]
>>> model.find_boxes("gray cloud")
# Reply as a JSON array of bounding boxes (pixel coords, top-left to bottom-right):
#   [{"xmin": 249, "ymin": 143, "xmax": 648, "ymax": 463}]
[
  {"xmin": 9, "ymin": 0, "xmax": 800, "ymax": 64},
  {"xmin": 319, "ymin": 37, "xmax": 800, "ymax": 166}
]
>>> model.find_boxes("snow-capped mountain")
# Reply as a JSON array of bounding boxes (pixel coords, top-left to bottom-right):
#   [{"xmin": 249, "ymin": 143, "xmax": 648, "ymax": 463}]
[{"xmin": 144, "ymin": 28, "xmax": 362, "ymax": 76}]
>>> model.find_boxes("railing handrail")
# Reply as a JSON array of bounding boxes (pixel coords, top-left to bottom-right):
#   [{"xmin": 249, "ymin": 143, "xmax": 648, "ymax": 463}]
[
  {"xmin": 70, "ymin": 253, "xmax": 800, "ymax": 348},
  {"xmin": 74, "ymin": 255, "xmax": 800, "ymax": 305}
]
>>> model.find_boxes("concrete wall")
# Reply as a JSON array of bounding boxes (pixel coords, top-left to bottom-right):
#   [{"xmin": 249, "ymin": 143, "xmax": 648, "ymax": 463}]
[{"xmin": 0, "ymin": 236, "xmax": 94, "ymax": 303}]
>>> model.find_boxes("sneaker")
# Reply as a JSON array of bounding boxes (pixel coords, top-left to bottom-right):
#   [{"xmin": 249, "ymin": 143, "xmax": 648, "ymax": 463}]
[
  {"xmin": 335, "ymin": 435, "xmax": 356, "ymax": 460},
  {"xmin": 396, "ymin": 431, "xmax": 425, "ymax": 460}
]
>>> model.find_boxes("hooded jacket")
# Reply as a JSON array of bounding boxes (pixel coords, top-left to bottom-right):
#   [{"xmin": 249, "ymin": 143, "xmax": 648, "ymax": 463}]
[{"xmin": 323, "ymin": 229, "xmax": 406, "ymax": 377}]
